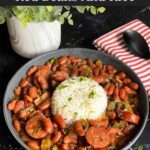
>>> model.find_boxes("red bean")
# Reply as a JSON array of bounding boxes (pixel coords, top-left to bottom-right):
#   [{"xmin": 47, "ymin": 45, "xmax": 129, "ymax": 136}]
[
  {"xmin": 54, "ymin": 114, "xmax": 66, "ymax": 129},
  {"xmin": 7, "ymin": 100, "xmax": 17, "ymax": 111},
  {"xmin": 26, "ymin": 141, "xmax": 40, "ymax": 150},
  {"xmin": 69, "ymin": 56, "xmax": 81, "ymax": 63},
  {"xmin": 74, "ymin": 121, "xmax": 85, "ymax": 136},
  {"xmin": 86, "ymin": 59, "xmax": 95, "ymax": 68},
  {"xmin": 20, "ymin": 78, "xmax": 29, "ymax": 88},
  {"xmin": 52, "ymin": 131, "xmax": 62, "ymax": 144},
  {"xmin": 124, "ymin": 86, "xmax": 136, "ymax": 95},
  {"xmin": 59, "ymin": 66, "xmax": 68, "ymax": 72},
  {"xmin": 61, "ymin": 144, "xmax": 69, "ymax": 150},
  {"xmin": 14, "ymin": 87, "xmax": 21, "ymax": 96},
  {"xmin": 107, "ymin": 83, "xmax": 115, "ymax": 96},
  {"xmin": 27, "ymin": 66, "xmax": 39, "ymax": 76},
  {"xmin": 118, "ymin": 72, "xmax": 126, "ymax": 79},
  {"xmin": 92, "ymin": 76, "xmax": 103, "ymax": 83},
  {"xmin": 106, "ymin": 111, "xmax": 116, "ymax": 119},
  {"xmin": 114, "ymin": 88, "xmax": 120, "ymax": 100},
  {"xmin": 58, "ymin": 56, "xmax": 69, "ymax": 65},
  {"xmin": 119, "ymin": 88, "xmax": 126, "ymax": 100},
  {"xmin": 38, "ymin": 98, "xmax": 51, "ymax": 111},
  {"xmin": 24, "ymin": 95, "xmax": 33, "ymax": 102},
  {"xmin": 107, "ymin": 65, "xmax": 117, "ymax": 74},
  {"xmin": 51, "ymin": 61, "xmax": 59, "ymax": 72},
  {"xmin": 29, "ymin": 86, "xmax": 38, "ymax": 99},
  {"xmin": 123, "ymin": 78, "xmax": 131, "ymax": 84},
  {"xmin": 52, "ymin": 71, "xmax": 69, "ymax": 82},
  {"xmin": 42, "ymin": 118, "xmax": 53, "ymax": 134},
  {"xmin": 13, "ymin": 119, "xmax": 21, "ymax": 132},
  {"xmin": 130, "ymin": 82, "xmax": 139, "ymax": 90},
  {"xmin": 88, "ymin": 119, "xmax": 108, "ymax": 127},
  {"xmin": 37, "ymin": 76, "xmax": 49, "ymax": 90},
  {"xmin": 14, "ymin": 100, "xmax": 25, "ymax": 113},
  {"xmin": 93, "ymin": 67, "xmax": 100, "ymax": 76},
  {"xmin": 63, "ymin": 135, "xmax": 77, "ymax": 144},
  {"xmin": 53, "ymin": 122, "xmax": 58, "ymax": 129}
]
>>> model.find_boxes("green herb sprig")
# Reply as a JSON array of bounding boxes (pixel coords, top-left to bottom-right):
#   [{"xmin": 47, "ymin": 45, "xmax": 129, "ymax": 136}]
[
  {"xmin": 88, "ymin": 90, "xmax": 96, "ymax": 99},
  {"xmin": 0, "ymin": 6, "xmax": 106, "ymax": 26}
]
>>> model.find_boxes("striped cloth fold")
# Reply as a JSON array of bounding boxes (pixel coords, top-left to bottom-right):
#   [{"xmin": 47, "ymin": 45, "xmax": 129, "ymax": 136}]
[{"xmin": 93, "ymin": 19, "xmax": 150, "ymax": 98}]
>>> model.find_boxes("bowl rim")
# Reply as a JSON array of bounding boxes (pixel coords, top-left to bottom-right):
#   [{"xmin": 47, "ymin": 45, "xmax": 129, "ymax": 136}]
[{"xmin": 3, "ymin": 48, "xmax": 149, "ymax": 150}]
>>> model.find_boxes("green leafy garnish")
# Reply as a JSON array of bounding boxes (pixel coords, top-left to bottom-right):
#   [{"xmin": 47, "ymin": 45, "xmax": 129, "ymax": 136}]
[
  {"xmin": 49, "ymin": 57, "xmax": 56, "ymax": 64},
  {"xmin": 29, "ymin": 108, "xmax": 34, "ymax": 113},
  {"xmin": 113, "ymin": 122, "xmax": 121, "ymax": 128},
  {"xmin": 62, "ymin": 104, "xmax": 67, "ymax": 109},
  {"xmin": 71, "ymin": 77, "xmax": 76, "ymax": 80},
  {"xmin": 80, "ymin": 76, "xmax": 87, "ymax": 82},
  {"xmin": 59, "ymin": 85, "xmax": 68, "ymax": 90},
  {"xmin": 107, "ymin": 100, "xmax": 121, "ymax": 111},
  {"xmin": 137, "ymin": 145, "xmax": 144, "ymax": 150},
  {"xmin": 82, "ymin": 120, "xmax": 89, "ymax": 131},
  {"xmin": 0, "ymin": 6, "xmax": 105, "ymax": 26},
  {"xmin": 68, "ymin": 19, "xmax": 74, "ymax": 25},
  {"xmin": 90, "ymin": 110, "xmax": 94, "ymax": 113},
  {"xmin": 88, "ymin": 90, "xmax": 96, "ymax": 99},
  {"xmin": 74, "ymin": 112, "xmax": 78, "ymax": 118},
  {"xmin": 46, "ymin": 6, "xmax": 53, "ymax": 12},
  {"xmin": 97, "ymin": 7, "xmax": 106, "ymax": 13},
  {"xmin": 68, "ymin": 97, "xmax": 72, "ymax": 102},
  {"xmin": 90, "ymin": 6, "xmax": 97, "ymax": 15}
]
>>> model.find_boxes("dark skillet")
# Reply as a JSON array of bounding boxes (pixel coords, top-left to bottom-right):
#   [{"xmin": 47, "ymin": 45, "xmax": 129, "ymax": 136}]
[{"xmin": 3, "ymin": 48, "xmax": 149, "ymax": 150}]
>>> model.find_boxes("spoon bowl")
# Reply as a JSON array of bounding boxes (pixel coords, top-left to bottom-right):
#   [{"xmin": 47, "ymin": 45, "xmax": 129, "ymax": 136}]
[{"xmin": 123, "ymin": 30, "xmax": 150, "ymax": 58}]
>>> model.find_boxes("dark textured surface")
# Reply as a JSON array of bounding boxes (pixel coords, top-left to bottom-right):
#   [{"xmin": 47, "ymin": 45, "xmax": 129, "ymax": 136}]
[{"xmin": 0, "ymin": 6, "xmax": 150, "ymax": 150}]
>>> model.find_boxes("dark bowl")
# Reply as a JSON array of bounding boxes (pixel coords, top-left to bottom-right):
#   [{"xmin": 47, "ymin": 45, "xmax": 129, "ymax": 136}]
[{"xmin": 3, "ymin": 48, "xmax": 149, "ymax": 150}]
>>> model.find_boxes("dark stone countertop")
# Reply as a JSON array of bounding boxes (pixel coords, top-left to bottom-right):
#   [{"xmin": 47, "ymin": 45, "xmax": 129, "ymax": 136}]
[{"xmin": 0, "ymin": 6, "xmax": 150, "ymax": 150}]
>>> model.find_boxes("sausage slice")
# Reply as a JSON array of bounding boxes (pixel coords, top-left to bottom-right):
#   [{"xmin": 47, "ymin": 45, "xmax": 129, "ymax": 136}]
[{"xmin": 85, "ymin": 127, "xmax": 110, "ymax": 148}]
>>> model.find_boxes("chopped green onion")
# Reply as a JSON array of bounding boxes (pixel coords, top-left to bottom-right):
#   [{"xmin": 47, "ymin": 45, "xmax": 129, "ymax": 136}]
[
  {"xmin": 113, "ymin": 122, "xmax": 121, "ymax": 128},
  {"xmin": 29, "ymin": 108, "xmax": 34, "ymax": 113},
  {"xmin": 68, "ymin": 97, "xmax": 72, "ymax": 102},
  {"xmin": 107, "ymin": 100, "xmax": 121, "ymax": 110},
  {"xmin": 62, "ymin": 104, "xmax": 67, "ymax": 109},
  {"xmin": 71, "ymin": 77, "xmax": 76, "ymax": 80},
  {"xmin": 59, "ymin": 85, "xmax": 68, "ymax": 90},
  {"xmin": 49, "ymin": 57, "xmax": 56, "ymax": 64},
  {"xmin": 82, "ymin": 120, "xmax": 89, "ymax": 131},
  {"xmin": 80, "ymin": 76, "xmax": 87, "ymax": 82},
  {"xmin": 88, "ymin": 90, "xmax": 96, "ymax": 99},
  {"xmin": 74, "ymin": 112, "xmax": 78, "ymax": 118},
  {"xmin": 90, "ymin": 110, "xmax": 94, "ymax": 113}
]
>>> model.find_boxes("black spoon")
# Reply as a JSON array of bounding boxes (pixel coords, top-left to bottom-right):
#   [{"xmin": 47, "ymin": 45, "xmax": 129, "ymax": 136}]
[{"xmin": 123, "ymin": 30, "xmax": 150, "ymax": 59}]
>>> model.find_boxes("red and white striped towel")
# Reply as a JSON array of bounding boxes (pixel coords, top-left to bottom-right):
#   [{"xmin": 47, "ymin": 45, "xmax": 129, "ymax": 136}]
[{"xmin": 93, "ymin": 19, "xmax": 150, "ymax": 98}]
